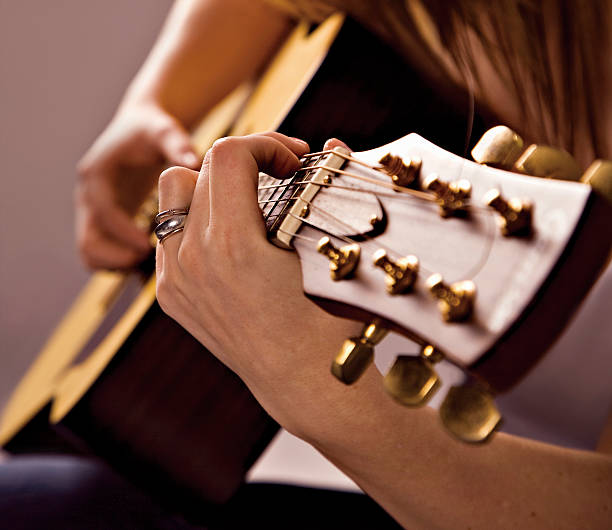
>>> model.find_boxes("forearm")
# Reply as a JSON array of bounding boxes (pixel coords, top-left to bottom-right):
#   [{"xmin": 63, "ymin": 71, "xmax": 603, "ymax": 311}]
[
  {"xmin": 198, "ymin": 295, "xmax": 611, "ymax": 528},
  {"xmin": 278, "ymin": 357, "xmax": 612, "ymax": 530},
  {"xmin": 122, "ymin": 0, "xmax": 293, "ymax": 126}
]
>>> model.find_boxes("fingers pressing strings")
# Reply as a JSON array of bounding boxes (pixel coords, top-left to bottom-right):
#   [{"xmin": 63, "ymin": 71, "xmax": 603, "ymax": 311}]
[{"xmin": 204, "ymin": 134, "xmax": 308, "ymax": 237}]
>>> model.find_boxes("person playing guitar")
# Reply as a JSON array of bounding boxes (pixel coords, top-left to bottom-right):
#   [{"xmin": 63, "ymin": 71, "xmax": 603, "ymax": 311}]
[{"xmin": 1, "ymin": 1, "xmax": 611, "ymax": 528}]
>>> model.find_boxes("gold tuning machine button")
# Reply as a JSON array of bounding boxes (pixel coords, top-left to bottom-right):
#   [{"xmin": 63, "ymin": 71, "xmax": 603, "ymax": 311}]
[
  {"xmin": 426, "ymin": 273, "xmax": 476, "ymax": 322},
  {"xmin": 379, "ymin": 153, "xmax": 422, "ymax": 189},
  {"xmin": 422, "ymin": 174, "xmax": 471, "ymax": 217},
  {"xmin": 332, "ymin": 320, "xmax": 388, "ymax": 385},
  {"xmin": 317, "ymin": 236, "xmax": 361, "ymax": 281},
  {"xmin": 581, "ymin": 160, "xmax": 612, "ymax": 207},
  {"xmin": 514, "ymin": 144, "xmax": 581, "ymax": 181},
  {"xmin": 372, "ymin": 249, "xmax": 419, "ymax": 294},
  {"xmin": 483, "ymin": 188, "xmax": 533, "ymax": 237},
  {"xmin": 472, "ymin": 126, "xmax": 582, "ymax": 182},
  {"xmin": 439, "ymin": 384, "xmax": 502, "ymax": 443},
  {"xmin": 383, "ymin": 345, "xmax": 443, "ymax": 406},
  {"xmin": 471, "ymin": 125, "xmax": 525, "ymax": 169}
]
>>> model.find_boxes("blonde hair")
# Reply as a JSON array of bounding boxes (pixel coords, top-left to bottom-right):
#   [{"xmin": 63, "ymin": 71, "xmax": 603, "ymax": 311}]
[{"xmin": 266, "ymin": 0, "xmax": 610, "ymax": 159}]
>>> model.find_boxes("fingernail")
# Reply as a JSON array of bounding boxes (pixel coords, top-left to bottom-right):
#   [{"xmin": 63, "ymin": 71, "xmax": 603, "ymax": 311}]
[
  {"xmin": 323, "ymin": 138, "xmax": 338, "ymax": 150},
  {"xmin": 182, "ymin": 153, "xmax": 200, "ymax": 167},
  {"xmin": 291, "ymin": 137, "xmax": 309, "ymax": 149}
]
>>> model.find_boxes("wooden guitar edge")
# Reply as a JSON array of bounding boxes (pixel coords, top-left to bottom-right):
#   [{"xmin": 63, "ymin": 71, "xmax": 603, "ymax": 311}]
[
  {"xmin": 0, "ymin": 271, "xmax": 128, "ymax": 447},
  {"xmin": 49, "ymin": 278, "xmax": 158, "ymax": 423}
]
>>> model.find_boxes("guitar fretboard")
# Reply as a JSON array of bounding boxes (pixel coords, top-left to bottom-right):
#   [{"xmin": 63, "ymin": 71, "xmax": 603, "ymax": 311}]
[{"xmin": 258, "ymin": 153, "xmax": 328, "ymax": 236}]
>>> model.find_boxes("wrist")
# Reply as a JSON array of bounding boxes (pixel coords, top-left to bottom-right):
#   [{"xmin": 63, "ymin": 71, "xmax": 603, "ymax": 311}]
[
  {"xmin": 241, "ymin": 308, "xmax": 366, "ymax": 442},
  {"xmin": 118, "ymin": 86, "xmax": 165, "ymax": 116}
]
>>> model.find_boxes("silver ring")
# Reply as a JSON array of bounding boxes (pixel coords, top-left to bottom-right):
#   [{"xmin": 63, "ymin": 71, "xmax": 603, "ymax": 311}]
[
  {"xmin": 154, "ymin": 214, "xmax": 187, "ymax": 243},
  {"xmin": 155, "ymin": 207, "xmax": 189, "ymax": 224}
]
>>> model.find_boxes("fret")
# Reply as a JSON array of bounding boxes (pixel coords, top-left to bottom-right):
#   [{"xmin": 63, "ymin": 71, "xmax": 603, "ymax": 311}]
[
  {"xmin": 261, "ymin": 154, "xmax": 323, "ymax": 234},
  {"xmin": 264, "ymin": 149, "xmax": 349, "ymax": 249}
]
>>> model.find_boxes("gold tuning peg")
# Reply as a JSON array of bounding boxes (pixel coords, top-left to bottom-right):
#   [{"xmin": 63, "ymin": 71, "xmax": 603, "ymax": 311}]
[
  {"xmin": 383, "ymin": 345, "xmax": 443, "ymax": 406},
  {"xmin": 332, "ymin": 320, "xmax": 388, "ymax": 385},
  {"xmin": 378, "ymin": 153, "xmax": 421, "ymax": 188},
  {"xmin": 471, "ymin": 125, "xmax": 524, "ymax": 169},
  {"xmin": 426, "ymin": 273, "xmax": 476, "ymax": 322},
  {"xmin": 472, "ymin": 126, "xmax": 583, "ymax": 182},
  {"xmin": 372, "ymin": 249, "xmax": 419, "ymax": 294},
  {"xmin": 439, "ymin": 384, "xmax": 501, "ymax": 443},
  {"xmin": 317, "ymin": 236, "xmax": 361, "ymax": 281},
  {"xmin": 422, "ymin": 174, "xmax": 471, "ymax": 217},
  {"xmin": 514, "ymin": 144, "xmax": 582, "ymax": 181},
  {"xmin": 482, "ymin": 188, "xmax": 533, "ymax": 237},
  {"xmin": 581, "ymin": 160, "xmax": 612, "ymax": 207}
]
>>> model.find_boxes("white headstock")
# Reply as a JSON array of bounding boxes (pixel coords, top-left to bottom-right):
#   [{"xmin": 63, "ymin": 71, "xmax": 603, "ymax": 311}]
[
  {"xmin": 259, "ymin": 129, "xmax": 612, "ymax": 441},
  {"xmin": 295, "ymin": 134, "xmax": 589, "ymax": 361}
]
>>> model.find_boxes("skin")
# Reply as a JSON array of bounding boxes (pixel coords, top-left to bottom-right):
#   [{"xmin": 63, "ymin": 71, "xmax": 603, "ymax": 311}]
[
  {"xmin": 75, "ymin": 0, "xmax": 292, "ymax": 269},
  {"xmin": 155, "ymin": 132, "xmax": 612, "ymax": 529}
]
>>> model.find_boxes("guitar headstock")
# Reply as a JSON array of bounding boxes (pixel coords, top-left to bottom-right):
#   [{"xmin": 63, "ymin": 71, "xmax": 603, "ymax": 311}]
[{"xmin": 259, "ymin": 127, "xmax": 612, "ymax": 442}]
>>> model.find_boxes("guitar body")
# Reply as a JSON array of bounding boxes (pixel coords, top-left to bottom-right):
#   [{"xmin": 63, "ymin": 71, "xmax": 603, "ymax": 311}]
[{"xmin": 1, "ymin": 15, "xmax": 482, "ymax": 511}]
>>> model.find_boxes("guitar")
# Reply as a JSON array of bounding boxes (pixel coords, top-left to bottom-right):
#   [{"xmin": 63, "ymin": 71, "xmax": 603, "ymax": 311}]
[
  {"xmin": 258, "ymin": 126, "xmax": 612, "ymax": 443},
  {"xmin": 1, "ymin": 14, "xmax": 481, "ymax": 513}
]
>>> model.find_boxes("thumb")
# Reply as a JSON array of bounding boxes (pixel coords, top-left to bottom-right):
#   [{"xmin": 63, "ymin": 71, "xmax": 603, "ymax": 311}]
[{"xmin": 155, "ymin": 115, "xmax": 201, "ymax": 169}]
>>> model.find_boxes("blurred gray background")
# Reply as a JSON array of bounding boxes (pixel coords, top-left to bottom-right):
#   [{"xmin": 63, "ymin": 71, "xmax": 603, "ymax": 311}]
[{"xmin": 0, "ymin": 0, "xmax": 173, "ymax": 415}]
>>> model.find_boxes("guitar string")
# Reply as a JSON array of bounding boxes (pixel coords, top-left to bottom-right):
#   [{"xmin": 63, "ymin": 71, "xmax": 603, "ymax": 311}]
[
  {"xmin": 259, "ymin": 153, "xmax": 498, "ymax": 280},
  {"xmin": 275, "ymin": 221, "xmax": 492, "ymax": 328},
  {"xmin": 461, "ymin": 202, "xmax": 496, "ymax": 280},
  {"xmin": 293, "ymin": 198, "xmax": 398, "ymax": 256},
  {"xmin": 258, "ymin": 181, "xmax": 435, "ymax": 204},
  {"xmin": 260, "ymin": 178, "xmax": 497, "ymax": 215},
  {"xmin": 312, "ymin": 191, "xmax": 497, "ymax": 282},
  {"xmin": 262, "ymin": 155, "xmax": 327, "ymax": 225},
  {"xmin": 287, "ymin": 212, "xmax": 356, "ymax": 246},
  {"xmin": 285, "ymin": 204, "xmax": 495, "ymax": 284},
  {"xmin": 259, "ymin": 167, "xmax": 431, "ymax": 231},
  {"xmin": 294, "ymin": 164, "xmax": 436, "ymax": 201},
  {"xmin": 265, "ymin": 155, "xmax": 439, "ymax": 274},
  {"xmin": 277, "ymin": 228, "xmax": 318, "ymax": 243},
  {"xmin": 463, "ymin": 72, "xmax": 476, "ymax": 158},
  {"xmin": 446, "ymin": 137, "xmax": 497, "ymax": 280},
  {"xmin": 259, "ymin": 162, "xmax": 498, "ymax": 278},
  {"xmin": 274, "ymin": 225, "xmax": 386, "ymax": 276},
  {"xmin": 259, "ymin": 154, "xmax": 498, "ymax": 215},
  {"xmin": 281, "ymin": 211, "xmax": 425, "ymax": 278},
  {"xmin": 303, "ymin": 148, "xmax": 417, "ymax": 175},
  {"xmin": 262, "ymin": 154, "xmax": 323, "ymax": 223},
  {"xmin": 259, "ymin": 180, "xmax": 499, "ymax": 217},
  {"xmin": 261, "ymin": 183, "xmax": 495, "ymax": 281},
  {"xmin": 274, "ymin": 228, "xmax": 337, "ymax": 273},
  {"xmin": 286, "ymin": 208, "xmax": 439, "ymax": 278},
  {"xmin": 286, "ymin": 149, "xmax": 436, "ymax": 202}
]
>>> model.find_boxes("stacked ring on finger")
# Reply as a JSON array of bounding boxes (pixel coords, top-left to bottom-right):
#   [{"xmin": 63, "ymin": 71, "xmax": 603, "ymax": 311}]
[
  {"xmin": 155, "ymin": 207, "xmax": 190, "ymax": 224},
  {"xmin": 154, "ymin": 208, "xmax": 189, "ymax": 243}
]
